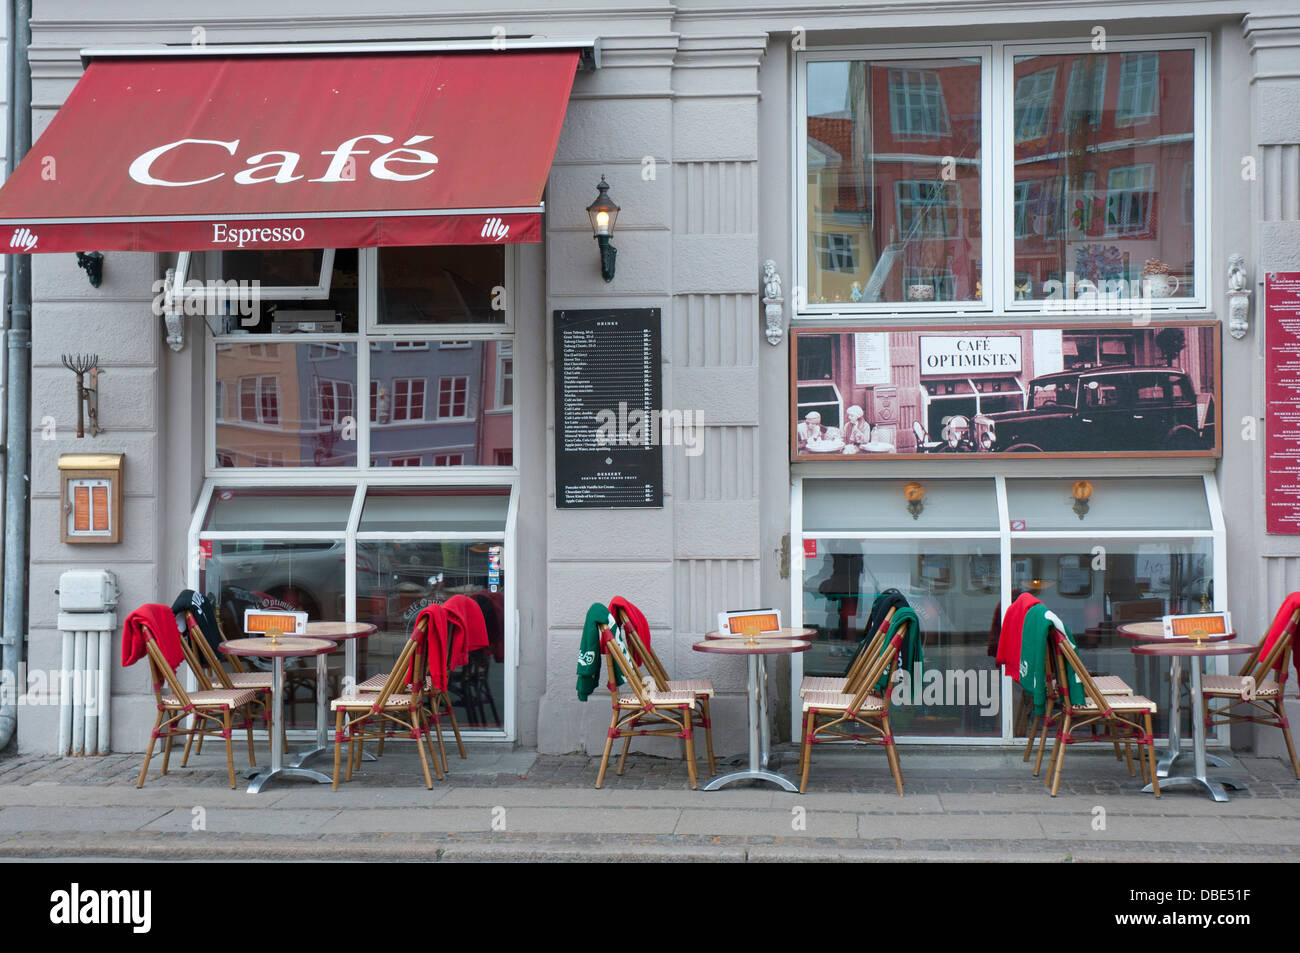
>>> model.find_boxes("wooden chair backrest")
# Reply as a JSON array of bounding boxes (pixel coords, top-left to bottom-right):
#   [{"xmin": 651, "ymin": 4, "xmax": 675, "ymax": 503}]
[
  {"xmin": 183, "ymin": 613, "xmax": 233, "ymax": 690},
  {"xmin": 211, "ymin": 610, "xmax": 248, "ymax": 674},
  {"xmin": 847, "ymin": 620, "xmax": 909, "ymax": 711},
  {"xmin": 603, "ymin": 630, "xmax": 652, "ymax": 706},
  {"xmin": 843, "ymin": 607, "xmax": 897, "ymax": 694},
  {"xmin": 621, "ymin": 623, "xmax": 669, "ymax": 692},
  {"xmin": 141, "ymin": 624, "xmax": 193, "ymax": 709},
  {"xmin": 1049, "ymin": 630, "xmax": 1110, "ymax": 713},
  {"xmin": 1246, "ymin": 610, "xmax": 1299, "ymax": 682},
  {"xmin": 376, "ymin": 616, "xmax": 429, "ymax": 705}
]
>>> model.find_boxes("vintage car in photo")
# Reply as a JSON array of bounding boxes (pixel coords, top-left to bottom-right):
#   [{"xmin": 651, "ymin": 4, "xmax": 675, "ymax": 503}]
[{"xmin": 972, "ymin": 366, "xmax": 1215, "ymax": 453}]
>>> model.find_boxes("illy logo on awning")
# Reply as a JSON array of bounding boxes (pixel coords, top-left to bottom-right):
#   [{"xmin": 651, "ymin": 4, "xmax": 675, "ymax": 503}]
[
  {"xmin": 481, "ymin": 217, "xmax": 509, "ymax": 242},
  {"xmin": 10, "ymin": 227, "xmax": 37, "ymax": 251}
]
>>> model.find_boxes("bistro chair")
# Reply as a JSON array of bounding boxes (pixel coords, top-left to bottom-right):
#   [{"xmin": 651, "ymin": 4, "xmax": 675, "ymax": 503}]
[
  {"xmin": 596, "ymin": 630, "xmax": 699, "ymax": 789},
  {"xmin": 798, "ymin": 617, "xmax": 910, "ymax": 795},
  {"xmin": 614, "ymin": 606, "xmax": 717, "ymax": 776},
  {"xmin": 330, "ymin": 616, "xmax": 442, "ymax": 790},
  {"xmin": 1203, "ymin": 607, "xmax": 1300, "ymax": 779},
  {"xmin": 1023, "ymin": 670, "xmax": 1134, "ymax": 778},
  {"xmin": 800, "ymin": 606, "xmax": 895, "ymax": 698},
  {"xmin": 1044, "ymin": 630, "xmax": 1160, "ymax": 798},
  {"xmin": 179, "ymin": 610, "xmax": 275, "ymax": 760},
  {"xmin": 133, "ymin": 622, "xmax": 259, "ymax": 789}
]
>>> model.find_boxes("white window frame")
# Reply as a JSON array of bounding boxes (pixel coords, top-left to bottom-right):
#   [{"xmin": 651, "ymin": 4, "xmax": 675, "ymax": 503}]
[
  {"xmin": 187, "ymin": 478, "xmax": 521, "ymax": 742},
  {"xmin": 1116, "ymin": 51, "xmax": 1161, "ymax": 125},
  {"xmin": 789, "ymin": 473, "xmax": 1228, "ymax": 747},
  {"xmin": 1013, "ymin": 66, "xmax": 1057, "ymax": 142},
  {"xmin": 209, "ymin": 248, "xmax": 336, "ymax": 300},
  {"xmin": 313, "ymin": 378, "xmax": 355, "ymax": 428},
  {"xmin": 391, "ymin": 377, "xmax": 427, "ymax": 423},
  {"xmin": 1105, "ymin": 163, "xmax": 1156, "ymax": 237},
  {"xmin": 796, "ymin": 44, "xmax": 994, "ymax": 316},
  {"xmin": 1064, "ymin": 57, "xmax": 1106, "ymax": 129},
  {"xmin": 238, "ymin": 374, "xmax": 281, "ymax": 427},
  {"xmin": 794, "ymin": 36, "xmax": 1208, "ymax": 317},
  {"xmin": 813, "ymin": 232, "xmax": 860, "ymax": 273},
  {"xmin": 366, "ymin": 246, "xmax": 515, "ymax": 335},
  {"xmin": 436, "ymin": 375, "xmax": 471, "ymax": 421},
  {"xmin": 887, "ymin": 67, "xmax": 952, "ymax": 139},
  {"xmin": 493, "ymin": 341, "xmax": 514, "ymax": 412}
]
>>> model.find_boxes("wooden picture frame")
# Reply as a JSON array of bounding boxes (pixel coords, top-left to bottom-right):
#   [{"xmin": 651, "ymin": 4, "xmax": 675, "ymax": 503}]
[{"xmin": 57, "ymin": 453, "xmax": 123, "ymax": 544}]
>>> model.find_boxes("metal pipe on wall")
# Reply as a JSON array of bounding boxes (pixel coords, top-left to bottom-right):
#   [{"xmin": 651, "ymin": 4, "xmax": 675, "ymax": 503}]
[{"xmin": 0, "ymin": 0, "xmax": 32, "ymax": 753}]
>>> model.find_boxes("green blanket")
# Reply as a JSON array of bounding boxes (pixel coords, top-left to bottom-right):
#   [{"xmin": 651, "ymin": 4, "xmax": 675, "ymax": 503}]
[
  {"xmin": 873, "ymin": 606, "xmax": 923, "ymax": 694},
  {"xmin": 1020, "ymin": 603, "xmax": 1084, "ymax": 715},
  {"xmin": 575, "ymin": 603, "xmax": 618, "ymax": 701}
]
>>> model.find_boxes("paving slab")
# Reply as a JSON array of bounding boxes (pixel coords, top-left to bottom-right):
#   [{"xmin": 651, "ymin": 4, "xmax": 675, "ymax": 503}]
[
  {"xmin": 140, "ymin": 807, "xmax": 343, "ymax": 835},
  {"xmin": 674, "ymin": 807, "xmax": 859, "ymax": 838},
  {"xmin": 0, "ymin": 806, "xmax": 172, "ymax": 833},
  {"xmin": 1039, "ymin": 813, "xmax": 1237, "ymax": 843},
  {"xmin": 862, "ymin": 813, "xmax": 1045, "ymax": 840}
]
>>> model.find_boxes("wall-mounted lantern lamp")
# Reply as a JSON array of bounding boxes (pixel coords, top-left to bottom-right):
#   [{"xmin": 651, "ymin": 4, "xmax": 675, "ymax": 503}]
[
  {"xmin": 586, "ymin": 176, "xmax": 619, "ymax": 282},
  {"xmin": 75, "ymin": 252, "xmax": 103, "ymax": 287},
  {"xmin": 904, "ymin": 481, "xmax": 926, "ymax": 520},
  {"xmin": 1071, "ymin": 480, "xmax": 1093, "ymax": 520}
]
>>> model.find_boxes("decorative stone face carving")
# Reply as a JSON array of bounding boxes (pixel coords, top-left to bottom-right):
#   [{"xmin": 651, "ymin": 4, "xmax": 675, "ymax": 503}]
[
  {"xmin": 162, "ymin": 266, "xmax": 185, "ymax": 352},
  {"xmin": 761, "ymin": 259, "xmax": 784, "ymax": 346},
  {"xmin": 1227, "ymin": 254, "xmax": 1251, "ymax": 340}
]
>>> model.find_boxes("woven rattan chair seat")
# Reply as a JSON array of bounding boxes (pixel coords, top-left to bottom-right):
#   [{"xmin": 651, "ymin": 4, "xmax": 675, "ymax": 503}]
[
  {"xmin": 228, "ymin": 672, "xmax": 273, "ymax": 690},
  {"xmin": 799, "ymin": 676, "xmax": 847, "ymax": 697},
  {"xmin": 1202, "ymin": 673, "xmax": 1280, "ymax": 697},
  {"xmin": 161, "ymin": 688, "xmax": 257, "ymax": 708},
  {"xmin": 802, "ymin": 690, "xmax": 885, "ymax": 714},
  {"xmin": 1093, "ymin": 675, "xmax": 1134, "ymax": 695},
  {"xmin": 331, "ymin": 693, "xmax": 414, "ymax": 710},
  {"xmin": 667, "ymin": 678, "xmax": 715, "ymax": 697},
  {"xmin": 1071, "ymin": 694, "xmax": 1158, "ymax": 713},
  {"xmin": 615, "ymin": 690, "xmax": 696, "ymax": 708}
]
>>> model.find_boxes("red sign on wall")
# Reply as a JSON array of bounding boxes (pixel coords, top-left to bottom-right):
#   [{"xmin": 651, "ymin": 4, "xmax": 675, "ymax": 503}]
[{"xmin": 1266, "ymin": 273, "xmax": 1300, "ymax": 534}]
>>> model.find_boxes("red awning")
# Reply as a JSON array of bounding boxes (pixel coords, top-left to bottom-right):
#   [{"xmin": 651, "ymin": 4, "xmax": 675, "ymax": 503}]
[{"xmin": 0, "ymin": 47, "xmax": 581, "ymax": 252}]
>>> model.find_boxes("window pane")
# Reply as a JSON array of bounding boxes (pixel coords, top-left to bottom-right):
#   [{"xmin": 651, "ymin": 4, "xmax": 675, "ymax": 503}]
[
  {"xmin": 207, "ymin": 249, "xmax": 359, "ymax": 333},
  {"xmin": 357, "ymin": 541, "xmax": 505, "ymax": 729},
  {"xmin": 369, "ymin": 340, "xmax": 512, "ymax": 467},
  {"xmin": 1010, "ymin": 537, "xmax": 1214, "ymax": 739},
  {"xmin": 801, "ymin": 537, "xmax": 1002, "ymax": 737},
  {"xmin": 202, "ymin": 487, "xmax": 355, "ymax": 531},
  {"xmin": 215, "ymin": 342, "xmax": 358, "ymax": 467},
  {"xmin": 377, "ymin": 245, "xmax": 505, "ymax": 325},
  {"xmin": 1005, "ymin": 477, "xmax": 1211, "ymax": 532},
  {"xmin": 201, "ymin": 539, "xmax": 348, "ymax": 729},
  {"xmin": 806, "ymin": 57, "xmax": 982, "ymax": 305},
  {"xmin": 358, "ymin": 486, "xmax": 509, "ymax": 533},
  {"xmin": 803, "ymin": 478, "xmax": 999, "ymax": 532},
  {"xmin": 1012, "ymin": 50, "xmax": 1195, "ymax": 302}
]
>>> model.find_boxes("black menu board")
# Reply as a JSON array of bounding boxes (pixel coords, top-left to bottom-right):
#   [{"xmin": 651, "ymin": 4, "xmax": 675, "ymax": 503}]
[{"xmin": 554, "ymin": 308, "xmax": 663, "ymax": 508}]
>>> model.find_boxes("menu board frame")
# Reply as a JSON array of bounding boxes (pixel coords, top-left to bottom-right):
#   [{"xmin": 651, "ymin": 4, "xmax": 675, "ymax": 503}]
[
  {"xmin": 553, "ymin": 308, "xmax": 664, "ymax": 509},
  {"xmin": 1266, "ymin": 273, "xmax": 1300, "ymax": 534}
]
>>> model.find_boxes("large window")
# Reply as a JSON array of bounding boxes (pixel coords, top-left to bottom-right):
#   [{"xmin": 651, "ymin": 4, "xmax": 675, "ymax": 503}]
[
  {"xmin": 207, "ymin": 247, "xmax": 514, "ymax": 471},
  {"xmin": 798, "ymin": 38, "xmax": 1205, "ymax": 313},
  {"xmin": 194, "ymin": 484, "xmax": 514, "ymax": 735},
  {"xmin": 793, "ymin": 475, "xmax": 1224, "ymax": 743}
]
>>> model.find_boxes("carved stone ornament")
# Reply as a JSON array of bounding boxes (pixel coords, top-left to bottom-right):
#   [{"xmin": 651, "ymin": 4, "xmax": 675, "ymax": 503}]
[
  {"xmin": 761, "ymin": 259, "xmax": 785, "ymax": 346},
  {"xmin": 1227, "ymin": 253, "xmax": 1251, "ymax": 340},
  {"xmin": 163, "ymin": 266, "xmax": 185, "ymax": 352}
]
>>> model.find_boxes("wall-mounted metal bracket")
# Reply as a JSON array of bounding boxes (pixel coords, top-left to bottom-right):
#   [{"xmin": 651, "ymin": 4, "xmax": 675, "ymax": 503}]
[
  {"xmin": 60, "ymin": 353, "xmax": 103, "ymax": 437},
  {"xmin": 75, "ymin": 251, "xmax": 103, "ymax": 287}
]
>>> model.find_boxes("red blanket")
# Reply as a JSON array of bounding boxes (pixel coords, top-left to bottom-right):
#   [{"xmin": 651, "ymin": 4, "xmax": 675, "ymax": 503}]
[
  {"xmin": 414, "ymin": 603, "xmax": 451, "ymax": 692},
  {"xmin": 1261, "ymin": 592, "xmax": 1300, "ymax": 675},
  {"xmin": 609, "ymin": 596, "xmax": 650, "ymax": 664},
  {"xmin": 444, "ymin": 595, "xmax": 489, "ymax": 669},
  {"xmin": 996, "ymin": 593, "xmax": 1042, "ymax": 683},
  {"xmin": 121, "ymin": 604, "xmax": 185, "ymax": 671}
]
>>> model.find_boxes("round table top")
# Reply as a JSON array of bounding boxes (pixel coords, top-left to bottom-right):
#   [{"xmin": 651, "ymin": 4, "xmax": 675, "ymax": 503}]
[
  {"xmin": 703, "ymin": 627, "xmax": 814, "ymax": 641},
  {"xmin": 1131, "ymin": 640, "xmax": 1255, "ymax": 658},
  {"xmin": 1117, "ymin": 621, "xmax": 1235, "ymax": 643},
  {"xmin": 693, "ymin": 638, "xmax": 811, "ymax": 656},
  {"xmin": 304, "ymin": 621, "xmax": 377, "ymax": 641},
  {"xmin": 220, "ymin": 637, "xmax": 337, "ymax": 658}
]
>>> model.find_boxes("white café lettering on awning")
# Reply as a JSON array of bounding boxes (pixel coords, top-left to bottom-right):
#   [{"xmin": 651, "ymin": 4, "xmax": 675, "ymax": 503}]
[{"xmin": 920, "ymin": 335, "xmax": 1022, "ymax": 376}]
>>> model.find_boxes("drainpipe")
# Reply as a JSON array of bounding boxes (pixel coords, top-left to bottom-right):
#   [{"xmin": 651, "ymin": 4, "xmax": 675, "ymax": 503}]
[{"xmin": 1, "ymin": 0, "xmax": 32, "ymax": 751}]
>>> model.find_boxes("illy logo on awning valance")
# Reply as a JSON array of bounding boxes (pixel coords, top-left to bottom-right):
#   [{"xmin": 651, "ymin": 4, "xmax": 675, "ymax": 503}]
[{"xmin": 481, "ymin": 217, "xmax": 509, "ymax": 241}]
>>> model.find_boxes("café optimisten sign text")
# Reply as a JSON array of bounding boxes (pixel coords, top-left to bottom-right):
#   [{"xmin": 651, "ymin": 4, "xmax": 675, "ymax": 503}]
[{"xmin": 920, "ymin": 335, "xmax": 1021, "ymax": 376}]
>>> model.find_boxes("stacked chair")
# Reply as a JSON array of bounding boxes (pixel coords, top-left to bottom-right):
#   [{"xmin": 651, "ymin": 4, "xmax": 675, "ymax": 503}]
[
  {"xmin": 797, "ymin": 604, "xmax": 914, "ymax": 795},
  {"xmin": 123, "ymin": 604, "xmax": 259, "ymax": 789},
  {"xmin": 330, "ymin": 615, "xmax": 442, "ymax": 789},
  {"xmin": 1203, "ymin": 601, "xmax": 1300, "ymax": 779}
]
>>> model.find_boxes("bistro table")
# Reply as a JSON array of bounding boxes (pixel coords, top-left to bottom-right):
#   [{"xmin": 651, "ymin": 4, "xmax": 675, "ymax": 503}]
[
  {"xmin": 220, "ymin": 636, "xmax": 337, "ymax": 794},
  {"xmin": 1117, "ymin": 620, "xmax": 1235, "ymax": 776},
  {"xmin": 692, "ymin": 636, "xmax": 811, "ymax": 792},
  {"xmin": 296, "ymin": 622, "xmax": 378, "ymax": 767},
  {"xmin": 1131, "ymin": 640, "xmax": 1255, "ymax": 802}
]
